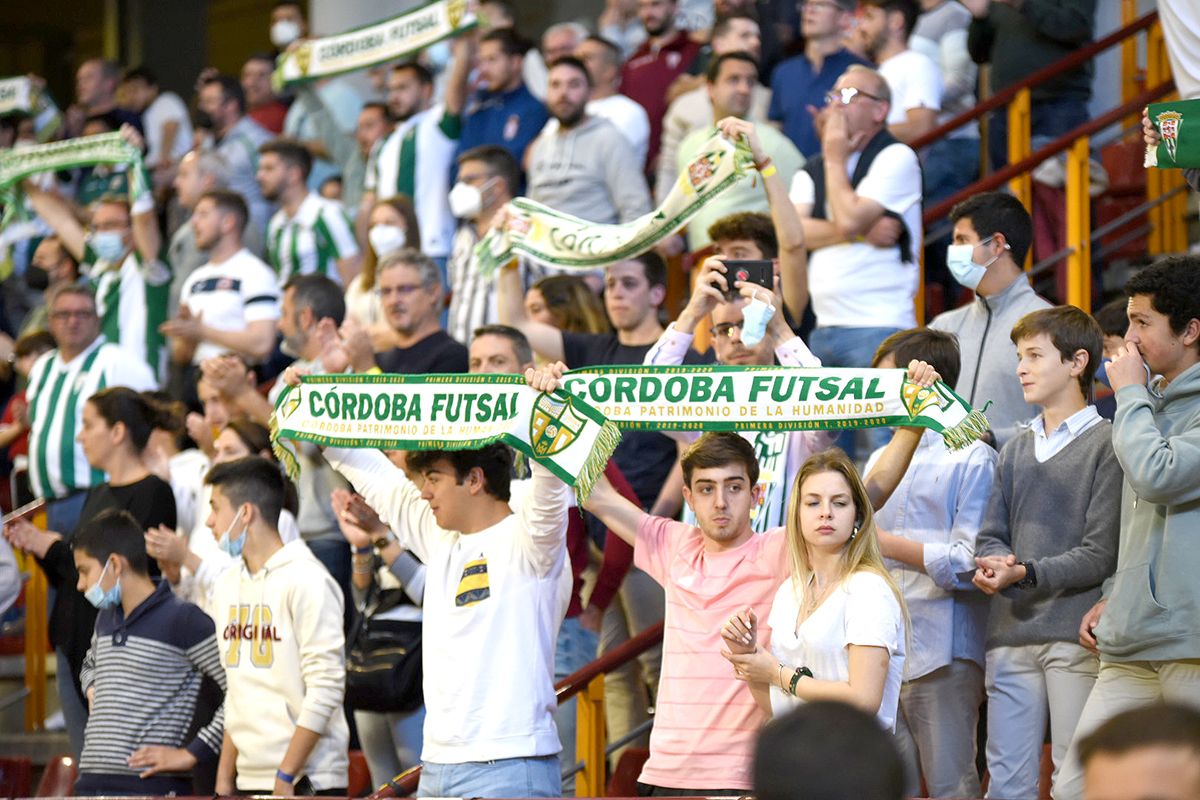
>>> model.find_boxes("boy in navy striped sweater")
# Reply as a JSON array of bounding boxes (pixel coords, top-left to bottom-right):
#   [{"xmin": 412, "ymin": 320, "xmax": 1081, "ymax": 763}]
[{"xmin": 72, "ymin": 509, "xmax": 226, "ymax": 796}]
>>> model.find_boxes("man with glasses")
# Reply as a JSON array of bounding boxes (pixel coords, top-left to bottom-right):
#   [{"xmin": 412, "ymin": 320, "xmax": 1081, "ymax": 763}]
[
  {"xmin": 26, "ymin": 284, "xmax": 156, "ymax": 537},
  {"xmin": 769, "ymin": 0, "xmax": 866, "ymax": 159},
  {"xmin": 26, "ymin": 124, "xmax": 171, "ymax": 380},
  {"xmin": 789, "ymin": 64, "xmax": 922, "ymax": 456},
  {"xmin": 375, "ymin": 249, "xmax": 469, "ymax": 375}
]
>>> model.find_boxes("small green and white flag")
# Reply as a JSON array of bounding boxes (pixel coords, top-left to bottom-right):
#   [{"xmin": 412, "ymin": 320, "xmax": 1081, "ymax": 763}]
[
  {"xmin": 1144, "ymin": 99, "xmax": 1200, "ymax": 168},
  {"xmin": 273, "ymin": 0, "xmax": 477, "ymax": 90},
  {"xmin": 0, "ymin": 76, "xmax": 62, "ymax": 141}
]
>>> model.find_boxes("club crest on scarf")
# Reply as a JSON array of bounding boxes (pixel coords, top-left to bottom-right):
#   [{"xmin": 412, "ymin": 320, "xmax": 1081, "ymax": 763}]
[{"xmin": 529, "ymin": 393, "xmax": 586, "ymax": 457}]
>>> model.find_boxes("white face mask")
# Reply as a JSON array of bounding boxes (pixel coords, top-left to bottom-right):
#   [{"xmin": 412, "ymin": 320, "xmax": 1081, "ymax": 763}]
[
  {"xmin": 738, "ymin": 291, "xmax": 776, "ymax": 348},
  {"xmin": 368, "ymin": 224, "xmax": 407, "ymax": 257},
  {"xmin": 88, "ymin": 230, "xmax": 128, "ymax": 263},
  {"xmin": 270, "ymin": 19, "xmax": 302, "ymax": 48},
  {"xmin": 946, "ymin": 236, "xmax": 1007, "ymax": 290},
  {"xmin": 448, "ymin": 181, "xmax": 484, "ymax": 220}
]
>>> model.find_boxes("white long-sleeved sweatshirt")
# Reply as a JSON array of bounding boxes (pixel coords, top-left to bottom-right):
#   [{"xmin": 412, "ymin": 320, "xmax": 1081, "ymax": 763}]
[
  {"xmin": 210, "ymin": 539, "xmax": 348, "ymax": 791},
  {"xmin": 325, "ymin": 447, "xmax": 571, "ymax": 764}
]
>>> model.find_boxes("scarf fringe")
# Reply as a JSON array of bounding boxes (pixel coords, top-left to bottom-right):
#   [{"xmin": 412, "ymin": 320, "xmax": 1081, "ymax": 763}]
[
  {"xmin": 572, "ymin": 420, "xmax": 622, "ymax": 505},
  {"xmin": 939, "ymin": 408, "xmax": 991, "ymax": 451},
  {"xmin": 269, "ymin": 408, "xmax": 301, "ymax": 481}
]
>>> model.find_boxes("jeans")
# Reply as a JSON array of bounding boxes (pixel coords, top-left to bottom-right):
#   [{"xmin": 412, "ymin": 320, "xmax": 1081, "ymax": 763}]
[
  {"xmin": 923, "ymin": 137, "xmax": 981, "ymax": 208},
  {"xmin": 554, "ymin": 616, "xmax": 600, "ymax": 793},
  {"xmin": 55, "ymin": 649, "xmax": 88, "ymax": 761},
  {"xmin": 355, "ymin": 705, "xmax": 425, "ymax": 788},
  {"xmin": 305, "ymin": 538, "xmax": 353, "ymax": 633},
  {"xmin": 47, "ymin": 492, "xmax": 88, "ymax": 537},
  {"xmin": 808, "ymin": 325, "xmax": 902, "ymax": 459},
  {"xmin": 988, "ymin": 98, "xmax": 1090, "ymax": 171},
  {"xmin": 417, "ymin": 755, "xmax": 560, "ymax": 798}
]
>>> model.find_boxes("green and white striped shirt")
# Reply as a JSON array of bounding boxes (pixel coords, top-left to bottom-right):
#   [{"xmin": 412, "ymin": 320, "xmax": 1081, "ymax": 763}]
[
  {"xmin": 85, "ymin": 247, "xmax": 172, "ymax": 382},
  {"xmin": 26, "ymin": 338, "xmax": 157, "ymax": 500},
  {"xmin": 266, "ymin": 192, "xmax": 359, "ymax": 285}
]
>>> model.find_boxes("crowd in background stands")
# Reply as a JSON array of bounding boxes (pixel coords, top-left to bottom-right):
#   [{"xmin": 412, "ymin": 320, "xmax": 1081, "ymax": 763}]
[{"xmin": 0, "ymin": 0, "xmax": 1199, "ymax": 799}]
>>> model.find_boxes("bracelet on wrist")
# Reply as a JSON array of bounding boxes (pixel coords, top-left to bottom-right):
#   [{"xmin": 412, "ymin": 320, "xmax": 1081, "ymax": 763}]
[
  {"xmin": 759, "ymin": 164, "xmax": 778, "ymax": 179},
  {"xmin": 754, "ymin": 156, "xmax": 773, "ymax": 171},
  {"xmin": 353, "ymin": 546, "xmax": 372, "ymax": 555},
  {"xmin": 276, "ymin": 769, "xmax": 295, "ymax": 784},
  {"xmin": 789, "ymin": 665, "xmax": 814, "ymax": 696}
]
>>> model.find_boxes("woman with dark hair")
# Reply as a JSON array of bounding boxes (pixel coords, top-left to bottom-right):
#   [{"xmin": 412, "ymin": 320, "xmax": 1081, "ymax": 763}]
[{"xmin": 5, "ymin": 386, "xmax": 177, "ymax": 759}]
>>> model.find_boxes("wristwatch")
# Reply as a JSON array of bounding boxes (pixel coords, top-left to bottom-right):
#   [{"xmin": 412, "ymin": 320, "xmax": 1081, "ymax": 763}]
[
  {"xmin": 1015, "ymin": 561, "xmax": 1038, "ymax": 589},
  {"xmin": 372, "ymin": 530, "xmax": 396, "ymax": 550}
]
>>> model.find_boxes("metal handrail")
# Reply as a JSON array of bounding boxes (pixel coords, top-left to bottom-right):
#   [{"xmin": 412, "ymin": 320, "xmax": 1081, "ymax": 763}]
[
  {"xmin": 908, "ymin": 10, "xmax": 1160, "ymax": 152},
  {"xmin": 923, "ymin": 81, "xmax": 1176, "ymax": 227}
]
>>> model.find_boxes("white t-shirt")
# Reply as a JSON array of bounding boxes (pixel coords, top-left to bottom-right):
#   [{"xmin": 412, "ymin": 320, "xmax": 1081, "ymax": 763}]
[
  {"xmin": 142, "ymin": 91, "xmax": 193, "ymax": 164},
  {"xmin": 789, "ymin": 143, "xmax": 922, "ymax": 329},
  {"xmin": 178, "ymin": 248, "xmax": 281, "ymax": 363},
  {"xmin": 877, "ymin": 49, "xmax": 943, "ymax": 128},
  {"xmin": 767, "ymin": 570, "xmax": 906, "ymax": 731}
]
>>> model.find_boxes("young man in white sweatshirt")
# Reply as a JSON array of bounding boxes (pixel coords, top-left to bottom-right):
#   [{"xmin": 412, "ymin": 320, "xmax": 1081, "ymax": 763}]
[
  {"xmin": 207, "ymin": 457, "xmax": 348, "ymax": 796},
  {"xmin": 322, "ymin": 366, "xmax": 573, "ymax": 798}
]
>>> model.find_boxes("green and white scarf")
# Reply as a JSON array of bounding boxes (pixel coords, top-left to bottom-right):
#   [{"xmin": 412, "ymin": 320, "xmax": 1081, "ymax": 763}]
[
  {"xmin": 273, "ymin": 0, "xmax": 477, "ymax": 90},
  {"xmin": 0, "ymin": 132, "xmax": 148, "ymax": 229},
  {"xmin": 271, "ymin": 366, "xmax": 989, "ymax": 498},
  {"xmin": 474, "ymin": 131, "xmax": 755, "ymax": 276},
  {"xmin": 271, "ymin": 373, "xmax": 622, "ymax": 501},
  {"xmin": 560, "ymin": 365, "xmax": 990, "ymax": 450}
]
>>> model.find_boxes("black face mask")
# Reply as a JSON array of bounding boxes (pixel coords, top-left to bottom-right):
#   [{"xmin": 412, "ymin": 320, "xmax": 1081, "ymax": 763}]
[
  {"xmin": 193, "ymin": 109, "xmax": 215, "ymax": 131},
  {"xmin": 25, "ymin": 265, "xmax": 49, "ymax": 291}
]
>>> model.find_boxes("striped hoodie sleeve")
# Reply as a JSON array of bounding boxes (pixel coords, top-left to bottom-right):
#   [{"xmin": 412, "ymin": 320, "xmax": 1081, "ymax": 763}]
[{"xmin": 186, "ymin": 629, "xmax": 227, "ymax": 761}]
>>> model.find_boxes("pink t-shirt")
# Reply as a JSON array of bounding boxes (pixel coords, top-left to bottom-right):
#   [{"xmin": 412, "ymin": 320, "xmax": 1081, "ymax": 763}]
[{"xmin": 634, "ymin": 515, "xmax": 790, "ymax": 791}]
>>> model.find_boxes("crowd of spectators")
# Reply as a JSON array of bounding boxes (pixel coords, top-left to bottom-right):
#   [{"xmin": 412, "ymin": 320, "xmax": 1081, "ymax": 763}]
[{"xmin": 1, "ymin": 0, "xmax": 1198, "ymax": 799}]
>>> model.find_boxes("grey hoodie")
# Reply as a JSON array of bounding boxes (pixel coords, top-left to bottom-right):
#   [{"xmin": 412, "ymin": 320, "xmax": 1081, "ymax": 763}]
[
  {"xmin": 930, "ymin": 274, "xmax": 1052, "ymax": 447},
  {"xmin": 526, "ymin": 114, "xmax": 651, "ymax": 225},
  {"xmin": 1096, "ymin": 361, "xmax": 1200, "ymax": 661}
]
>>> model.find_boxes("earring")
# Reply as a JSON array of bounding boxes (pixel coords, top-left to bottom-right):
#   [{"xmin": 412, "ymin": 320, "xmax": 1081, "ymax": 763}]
[{"xmin": 850, "ymin": 524, "xmax": 860, "ymax": 541}]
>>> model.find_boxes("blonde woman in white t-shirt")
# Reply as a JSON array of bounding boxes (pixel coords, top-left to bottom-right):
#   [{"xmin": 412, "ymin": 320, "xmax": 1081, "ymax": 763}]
[{"xmin": 722, "ymin": 447, "xmax": 909, "ymax": 731}]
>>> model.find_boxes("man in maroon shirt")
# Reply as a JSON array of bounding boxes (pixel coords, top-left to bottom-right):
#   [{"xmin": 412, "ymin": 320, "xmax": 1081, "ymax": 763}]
[{"xmin": 620, "ymin": 0, "xmax": 702, "ymax": 174}]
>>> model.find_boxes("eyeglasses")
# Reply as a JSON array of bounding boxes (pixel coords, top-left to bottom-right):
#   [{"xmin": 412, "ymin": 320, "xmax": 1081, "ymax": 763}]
[
  {"xmin": 799, "ymin": 0, "xmax": 843, "ymax": 11},
  {"xmin": 49, "ymin": 310, "xmax": 97, "ymax": 321},
  {"xmin": 379, "ymin": 283, "xmax": 428, "ymax": 297},
  {"xmin": 825, "ymin": 86, "xmax": 885, "ymax": 106},
  {"xmin": 710, "ymin": 322, "xmax": 743, "ymax": 339}
]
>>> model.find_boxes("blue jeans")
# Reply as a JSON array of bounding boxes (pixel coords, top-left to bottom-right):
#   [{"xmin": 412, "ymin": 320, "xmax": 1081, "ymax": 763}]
[
  {"xmin": 47, "ymin": 492, "xmax": 88, "ymax": 536},
  {"xmin": 305, "ymin": 538, "xmax": 352, "ymax": 633},
  {"xmin": 56, "ymin": 649, "xmax": 88, "ymax": 761},
  {"xmin": 554, "ymin": 617, "xmax": 600, "ymax": 793},
  {"xmin": 808, "ymin": 326, "xmax": 902, "ymax": 459},
  {"xmin": 417, "ymin": 755, "xmax": 560, "ymax": 798},
  {"xmin": 923, "ymin": 137, "xmax": 980, "ymax": 208}
]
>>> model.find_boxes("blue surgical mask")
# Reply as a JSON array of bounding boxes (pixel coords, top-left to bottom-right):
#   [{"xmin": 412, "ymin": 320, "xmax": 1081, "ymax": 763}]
[
  {"xmin": 216, "ymin": 508, "xmax": 248, "ymax": 558},
  {"xmin": 84, "ymin": 558, "xmax": 122, "ymax": 609},
  {"xmin": 1095, "ymin": 357, "xmax": 1111, "ymax": 388},
  {"xmin": 88, "ymin": 230, "xmax": 127, "ymax": 263},
  {"xmin": 739, "ymin": 292, "xmax": 776, "ymax": 348},
  {"xmin": 946, "ymin": 236, "xmax": 1007, "ymax": 290}
]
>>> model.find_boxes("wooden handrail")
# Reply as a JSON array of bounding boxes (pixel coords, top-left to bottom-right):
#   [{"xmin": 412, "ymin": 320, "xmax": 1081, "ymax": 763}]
[
  {"xmin": 909, "ymin": 10, "xmax": 1159, "ymax": 152},
  {"xmin": 555, "ymin": 621, "xmax": 665, "ymax": 703},
  {"xmin": 922, "ymin": 81, "xmax": 1175, "ymax": 226}
]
